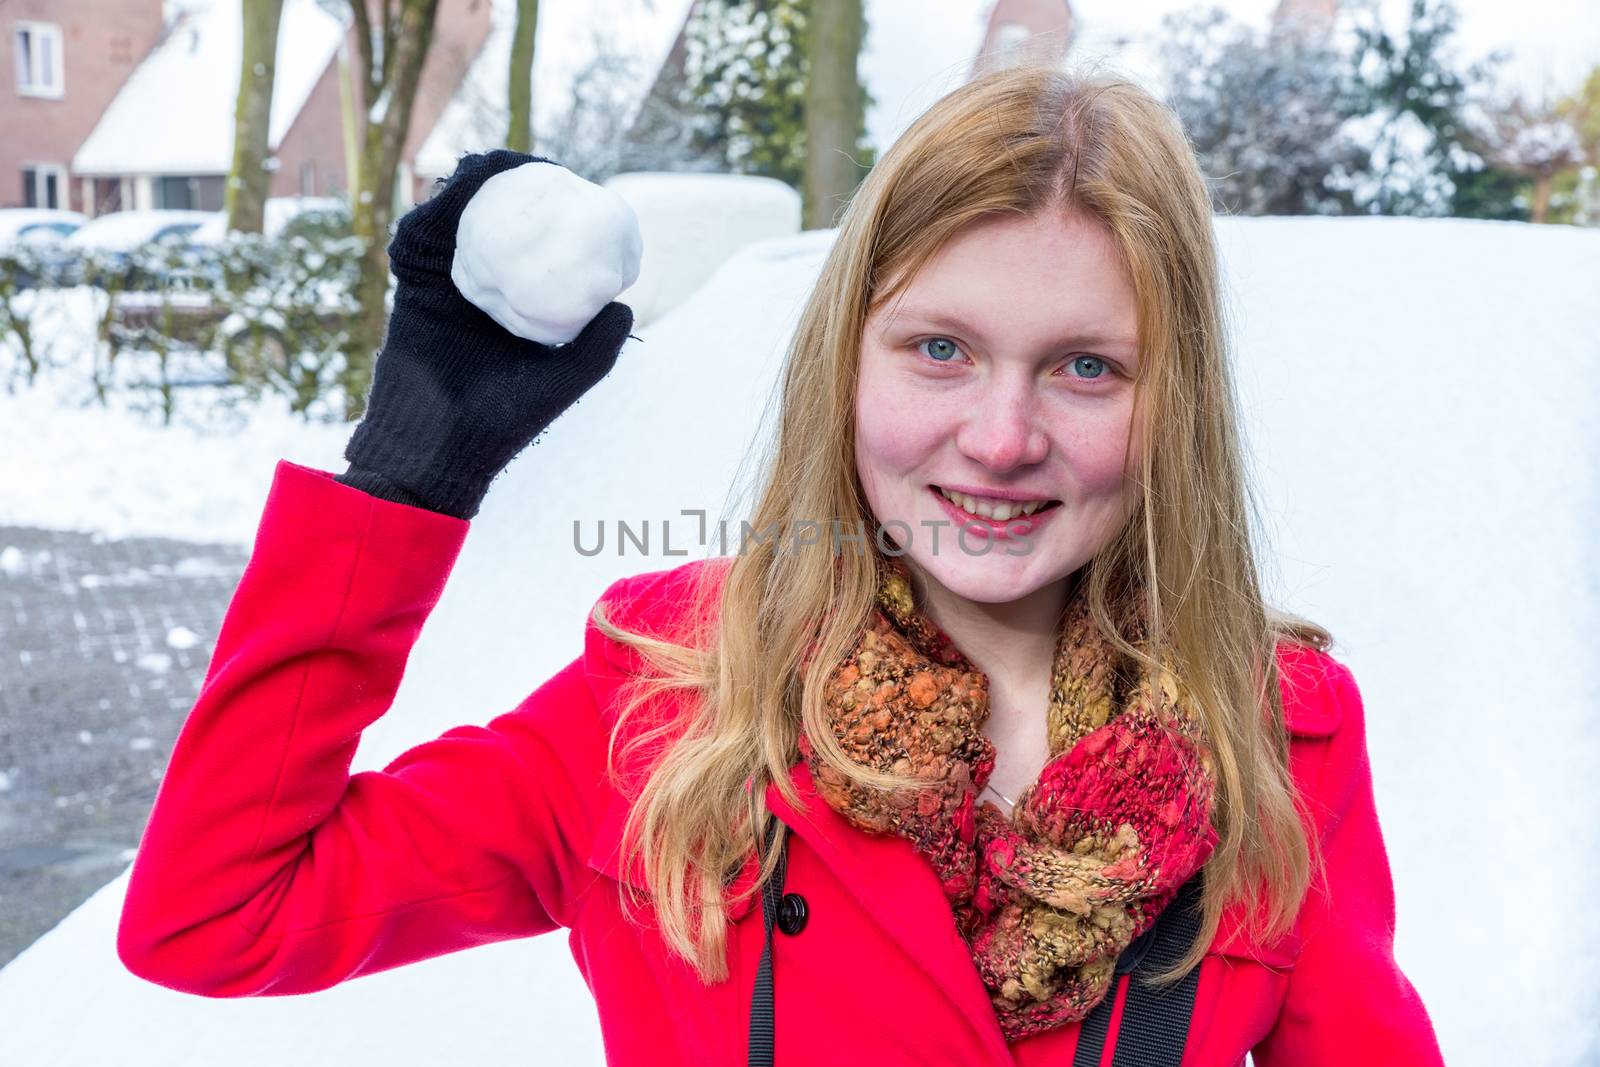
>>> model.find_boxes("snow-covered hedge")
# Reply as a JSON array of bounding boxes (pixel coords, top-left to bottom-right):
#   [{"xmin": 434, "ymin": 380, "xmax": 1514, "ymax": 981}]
[{"xmin": 0, "ymin": 223, "xmax": 361, "ymax": 425}]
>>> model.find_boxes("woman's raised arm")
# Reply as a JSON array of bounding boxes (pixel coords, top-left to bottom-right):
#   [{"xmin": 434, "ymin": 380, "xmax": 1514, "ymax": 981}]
[
  {"xmin": 118, "ymin": 461, "xmax": 622, "ymax": 996},
  {"xmin": 119, "ymin": 149, "xmax": 642, "ymax": 995}
]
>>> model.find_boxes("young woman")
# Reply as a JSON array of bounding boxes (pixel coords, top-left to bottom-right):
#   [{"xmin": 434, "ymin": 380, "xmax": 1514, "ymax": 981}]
[{"xmin": 117, "ymin": 67, "xmax": 1446, "ymax": 1066}]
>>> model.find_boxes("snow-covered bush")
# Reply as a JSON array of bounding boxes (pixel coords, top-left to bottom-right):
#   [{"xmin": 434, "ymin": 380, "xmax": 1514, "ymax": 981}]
[
  {"xmin": 198, "ymin": 227, "xmax": 361, "ymax": 419},
  {"xmin": 1158, "ymin": 6, "xmax": 1372, "ymax": 215},
  {"xmin": 0, "ymin": 241, "xmax": 68, "ymax": 386},
  {"xmin": 0, "ymin": 221, "xmax": 361, "ymax": 425}
]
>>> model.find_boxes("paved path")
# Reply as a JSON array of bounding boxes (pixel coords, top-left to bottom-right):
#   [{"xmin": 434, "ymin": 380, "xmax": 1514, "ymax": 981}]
[{"xmin": 0, "ymin": 525, "xmax": 246, "ymax": 969}]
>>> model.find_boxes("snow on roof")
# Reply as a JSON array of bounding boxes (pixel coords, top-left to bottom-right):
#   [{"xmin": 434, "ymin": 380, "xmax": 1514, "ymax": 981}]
[
  {"xmin": 415, "ymin": 0, "xmax": 695, "ymax": 179},
  {"xmin": 73, "ymin": 0, "xmax": 347, "ymax": 177}
]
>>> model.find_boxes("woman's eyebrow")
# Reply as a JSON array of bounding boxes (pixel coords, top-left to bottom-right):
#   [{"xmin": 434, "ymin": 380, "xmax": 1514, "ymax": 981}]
[{"xmin": 888, "ymin": 304, "xmax": 1137, "ymax": 350}]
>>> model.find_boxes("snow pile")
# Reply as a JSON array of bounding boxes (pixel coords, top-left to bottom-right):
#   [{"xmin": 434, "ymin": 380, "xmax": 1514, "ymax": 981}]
[
  {"xmin": 453, "ymin": 163, "xmax": 642, "ymax": 346},
  {"xmin": 0, "ymin": 290, "xmax": 349, "ymax": 543},
  {"xmin": 0, "ymin": 217, "xmax": 1596, "ymax": 1067},
  {"xmin": 603, "ymin": 171, "xmax": 801, "ymax": 328}
]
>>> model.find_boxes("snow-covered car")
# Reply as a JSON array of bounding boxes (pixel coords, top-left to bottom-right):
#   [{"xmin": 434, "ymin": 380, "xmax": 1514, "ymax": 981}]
[
  {"xmin": 65, "ymin": 208, "xmax": 217, "ymax": 255},
  {"xmin": 55, "ymin": 208, "xmax": 218, "ymax": 292},
  {"xmin": 0, "ymin": 208, "xmax": 86, "ymax": 247},
  {"xmin": 0, "ymin": 209, "xmax": 89, "ymax": 289}
]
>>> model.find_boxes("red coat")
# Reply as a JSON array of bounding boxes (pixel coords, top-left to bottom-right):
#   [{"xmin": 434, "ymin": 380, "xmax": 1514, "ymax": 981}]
[{"xmin": 119, "ymin": 460, "xmax": 1446, "ymax": 1066}]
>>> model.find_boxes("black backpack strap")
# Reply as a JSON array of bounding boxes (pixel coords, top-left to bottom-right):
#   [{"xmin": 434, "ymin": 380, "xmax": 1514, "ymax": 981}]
[
  {"xmin": 1073, "ymin": 870, "xmax": 1206, "ymax": 1067},
  {"xmin": 747, "ymin": 816, "xmax": 787, "ymax": 1067},
  {"xmin": 749, "ymin": 826, "xmax": 1203, "ymax": 1067}
]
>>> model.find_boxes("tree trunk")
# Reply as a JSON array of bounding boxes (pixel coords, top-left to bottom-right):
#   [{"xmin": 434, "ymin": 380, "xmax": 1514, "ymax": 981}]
[
  {"xmin": 343, "ymin": 0, "xmax": 443, "ymax": 421},
  {"xmin": 1530, "ymin": 172, "xmax": 1553, "ymax": 223},
  {"xmin": 802, "ymin": 0, "xmax": 865, "ymax": 230},
  {"xmin": 507, "ymin": 0, "xmax": 539, "ymax": 153},
  {"xmin": 226, "ymin": 0, "xmax": 287, "ymax": 234}
]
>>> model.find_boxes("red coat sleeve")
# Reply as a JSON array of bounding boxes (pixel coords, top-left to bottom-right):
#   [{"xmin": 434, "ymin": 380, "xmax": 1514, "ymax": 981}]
[
  {"xmin": 1251, "ymin": 655, "xmax": 1446, "ymax": 1065},
  {"xmin": 117, "ymin": 460, "xmax": 616, "ymax": 997}
]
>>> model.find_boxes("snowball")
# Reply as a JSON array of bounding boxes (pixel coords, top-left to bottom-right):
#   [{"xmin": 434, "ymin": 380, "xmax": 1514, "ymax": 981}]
[{"xmin": 451, "ymin": 161, "xmax": 644, "ymax": 347}]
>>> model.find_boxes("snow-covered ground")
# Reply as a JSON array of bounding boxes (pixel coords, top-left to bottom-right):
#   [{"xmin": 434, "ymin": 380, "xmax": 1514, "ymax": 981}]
[{"xmin": 1, "ymin": 214, "xmax": 1597, "ymax": 1066}]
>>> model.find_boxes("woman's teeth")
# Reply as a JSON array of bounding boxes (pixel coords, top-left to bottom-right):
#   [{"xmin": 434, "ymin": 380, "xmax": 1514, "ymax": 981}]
[{"xmin": 935, "ymin": 486, "xmax": 1056, "ymax": 521}]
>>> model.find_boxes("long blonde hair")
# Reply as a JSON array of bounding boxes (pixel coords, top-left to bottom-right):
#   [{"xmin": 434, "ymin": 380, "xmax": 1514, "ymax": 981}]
[{"xmin": 591, "ymin": 64, "xmax": 1332, "ymax": 990}]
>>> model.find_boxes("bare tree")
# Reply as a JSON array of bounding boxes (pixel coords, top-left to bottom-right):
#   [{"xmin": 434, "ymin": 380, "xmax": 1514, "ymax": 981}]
[
  {"xmin": 507, "ymin": 0, "xmax": 539, "ymax": 152},
  {"xmin": 340, "ymin": 0, "xmax": 443, "ymax": 419},
  {"xmin": 226, "ymin": 0, "xmax": 287, "ymax": 233},
  {"xmin": 1477, "ymin": 88, "xmax": 1588, "ymax": 223},
  {"xmin": 801, "ymin": 0, "xmax": 865, "ymax": 229}
]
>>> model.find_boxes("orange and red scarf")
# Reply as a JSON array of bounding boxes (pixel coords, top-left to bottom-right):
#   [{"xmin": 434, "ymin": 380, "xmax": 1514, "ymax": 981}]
[{"xmin": 798, "ymin": 555, "xmax": 1219, "ymax": 1040}]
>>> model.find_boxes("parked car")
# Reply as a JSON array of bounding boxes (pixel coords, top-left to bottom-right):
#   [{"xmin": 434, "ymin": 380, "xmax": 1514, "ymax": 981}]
[
  {"xmin": 0, "ymin": 208, "xmax": 86, "ymax": 247},
  {"xmin": 66, "ymin": 208, "xmax": 217, "ymax": 253},
  {"xmin": 0, "ymin": 208, "xmax": 89, "ymax": 289},
  {"xmin": 57, "ymin": 208, "xmax": 216, "ymax": 294}
]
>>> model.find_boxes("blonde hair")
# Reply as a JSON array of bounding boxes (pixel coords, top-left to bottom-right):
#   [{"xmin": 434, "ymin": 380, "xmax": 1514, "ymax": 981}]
[{"xmin": 592, "ymin": 64, "xmax": 1331, "ymax": 991}]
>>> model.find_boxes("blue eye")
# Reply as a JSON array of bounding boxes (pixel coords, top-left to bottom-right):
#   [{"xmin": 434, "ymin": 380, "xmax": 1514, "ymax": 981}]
[
  {"xmin": 1070, "ymin": 355, "xmax": 1107, "ymax": 379},
  {"xmin": 916, "ymin": 337, "xmax": 962, "ymax": 362}
]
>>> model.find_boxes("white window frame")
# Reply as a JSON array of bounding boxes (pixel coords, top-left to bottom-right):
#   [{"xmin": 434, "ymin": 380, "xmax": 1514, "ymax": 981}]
[
  {"xmin": 15, "ymin": 21, "xmax": 65, "ymax": 98},
  {"xmin": 21, "ymin": 162, "xmax": 68, "ymax": 209}
]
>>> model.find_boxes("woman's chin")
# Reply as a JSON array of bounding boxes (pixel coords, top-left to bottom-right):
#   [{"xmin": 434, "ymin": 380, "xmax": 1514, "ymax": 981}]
[{"xmin": 904, "ymin": 547, "xmax": 1071, "ymax": 606}]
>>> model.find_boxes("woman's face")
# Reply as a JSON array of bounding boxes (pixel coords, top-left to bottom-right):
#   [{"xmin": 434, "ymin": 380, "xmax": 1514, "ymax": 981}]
[{"xmin": 854, "ymin": 207, "xmax": 1144, "ymax": 607}]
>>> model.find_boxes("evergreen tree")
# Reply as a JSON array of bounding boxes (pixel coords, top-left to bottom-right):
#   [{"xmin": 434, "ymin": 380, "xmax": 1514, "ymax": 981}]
[
  {"xmin": 674, "ymin": 0, "xmax": 876, "ymax": 200},
  {"xmin": 1157, "ymin": 6, "xmax": 1370, "ymax": 216},
  {"xmin": 1343, "ymin": 0, "xmax": 1518, "ymax": 217}
]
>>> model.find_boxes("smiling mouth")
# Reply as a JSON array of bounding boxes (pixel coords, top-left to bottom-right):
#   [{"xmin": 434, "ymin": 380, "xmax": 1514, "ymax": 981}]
[{"xmin": 930, "ymin": 485, "xmax": 1063, "ymax": 521}]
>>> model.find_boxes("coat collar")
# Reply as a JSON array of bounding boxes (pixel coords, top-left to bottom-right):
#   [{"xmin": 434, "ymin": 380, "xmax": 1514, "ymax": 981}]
[
  {"xmin": 755, "ymin": 761, "xmax": 1019, "ymax": 1064},
  {"xmin": 586, "ymin": 758, "xmax": 1016, "ymax": 1063}
]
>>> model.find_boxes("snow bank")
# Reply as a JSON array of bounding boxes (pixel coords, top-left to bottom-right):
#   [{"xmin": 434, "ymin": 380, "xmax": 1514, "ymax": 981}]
[
  {"xmin": 605, "ymin": 171, "xmax": 801, "ymax": 327},
  {"xmin": 0, "ymin": 216, "xmax": 1596, "ymax": 1067}
]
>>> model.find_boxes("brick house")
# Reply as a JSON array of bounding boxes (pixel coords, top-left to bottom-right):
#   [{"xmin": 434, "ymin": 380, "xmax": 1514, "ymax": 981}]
[
  {"xmin": 0, "ymin": 0, "xmax": 166, "ymax": 213},
  {"xmin": 3, "ymin": 0, "xmax": 491, "ymax": 218},
  {"xmin": 971, "ymin": 0, "xmax": 1075, "ymax": 80}
]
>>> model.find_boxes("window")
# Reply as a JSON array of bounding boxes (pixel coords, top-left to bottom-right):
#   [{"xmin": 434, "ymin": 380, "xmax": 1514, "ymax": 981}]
[
  {"xmin": 21, "ymin": 164, "xmax": 67, "ymax": 209},
  {"xmin": 92, "ymin": 177, "xmax": 123, "ymax": 215},
  {"xmin": 19, "ymin": 222, "xmax": 79, "ymax": 241},
  {"xmin": 157, "ymin": 175, "xmax": 193, "ymax": 210},
  {"xmin": 154, "ymin": 175, "xmax": 225, "ymax": 211},
  {"xmin": 14, "ymin": 22, "xmax": 65, "ymax": 97},
  {"xmin": 150, "ymin": 223, "xmax": 203, "ymax": 245},
  {"xmin": 300, "ymin": 162, "xmax": 316, "ymax": 196}
]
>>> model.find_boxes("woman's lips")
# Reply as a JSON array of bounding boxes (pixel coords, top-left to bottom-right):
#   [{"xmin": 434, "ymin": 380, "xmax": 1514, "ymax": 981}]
[{"xmin": 927, "ymin": 485, "xmax": 1062, "ymax": 543}]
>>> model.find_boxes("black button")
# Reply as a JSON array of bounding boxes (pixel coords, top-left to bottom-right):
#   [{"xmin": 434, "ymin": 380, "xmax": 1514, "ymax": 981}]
[{"xmin": 776, "ymin": 892, "xmax": 808, "ymax": 936}]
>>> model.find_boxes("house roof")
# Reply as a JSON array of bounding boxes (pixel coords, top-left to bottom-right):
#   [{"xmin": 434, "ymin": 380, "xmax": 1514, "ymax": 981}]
[
  {"xmin": 1061, "ymin": 1, "xmax": 1169, "ymax": 91},
  {"xmin": 73, "ymin": 0, "xmax": 347, "ymax": 177},
  {"xmin": 415, "ymin": 0, "xmax": 695, "ymax": 179}
]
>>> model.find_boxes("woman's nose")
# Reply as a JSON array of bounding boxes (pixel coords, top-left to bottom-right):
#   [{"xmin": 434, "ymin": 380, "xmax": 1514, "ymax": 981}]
[{"xmin": 954, "ymin": 383, "xmax": 1049, "ymax": 471}]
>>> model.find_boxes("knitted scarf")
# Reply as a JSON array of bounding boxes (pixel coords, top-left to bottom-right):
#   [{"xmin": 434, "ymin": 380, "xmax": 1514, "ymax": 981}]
[{"xmin": 796, "ymin": 555, "xmax": 1219, "ymax": 1041}]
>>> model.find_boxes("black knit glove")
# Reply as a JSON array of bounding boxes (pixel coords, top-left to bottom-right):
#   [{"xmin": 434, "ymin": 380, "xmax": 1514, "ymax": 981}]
[{"xmin": 338, "ymin": 149, "xmax": 636, "ymax": 520}]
